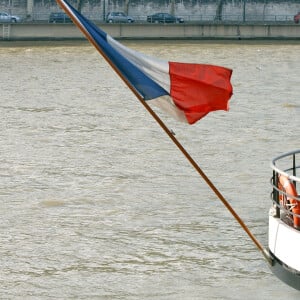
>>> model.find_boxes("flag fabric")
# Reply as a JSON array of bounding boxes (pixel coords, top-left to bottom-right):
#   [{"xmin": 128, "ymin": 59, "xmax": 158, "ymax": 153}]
[{"xmin": 57, "ymin": 0, "xmax": 233, "ymax": 124}]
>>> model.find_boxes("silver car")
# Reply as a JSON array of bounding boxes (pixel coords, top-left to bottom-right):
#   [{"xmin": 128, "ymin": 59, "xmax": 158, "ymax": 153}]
[
  {"xmin": 0, "ymin": 12, "xmax": 21, "ymax": 23},
  {"xmin": 106, "ymin": 12, "xmax": 134, "ymax": 23}
]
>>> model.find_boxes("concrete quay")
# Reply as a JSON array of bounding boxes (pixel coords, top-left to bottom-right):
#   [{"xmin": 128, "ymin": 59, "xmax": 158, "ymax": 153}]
[{"xmin": 1, "ymin": 23, "xmax": 300, "ymax": 41}]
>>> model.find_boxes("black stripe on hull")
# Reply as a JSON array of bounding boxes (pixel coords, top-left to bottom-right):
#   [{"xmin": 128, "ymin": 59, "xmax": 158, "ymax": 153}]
[{"xmin": 269, "ymin": 250, "xmax": 300, "ymax": 291}]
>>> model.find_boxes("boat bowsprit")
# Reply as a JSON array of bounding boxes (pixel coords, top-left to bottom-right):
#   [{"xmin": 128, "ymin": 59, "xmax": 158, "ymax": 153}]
[{"xmin": 269, "ymin": 150, "xmax": 300, "ymax": 290}]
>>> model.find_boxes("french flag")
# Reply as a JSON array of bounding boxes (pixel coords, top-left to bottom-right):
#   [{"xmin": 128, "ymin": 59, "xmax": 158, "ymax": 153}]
[{"xmin": 57, "ymin": 0, "xmax": 233, "ymax": 124}]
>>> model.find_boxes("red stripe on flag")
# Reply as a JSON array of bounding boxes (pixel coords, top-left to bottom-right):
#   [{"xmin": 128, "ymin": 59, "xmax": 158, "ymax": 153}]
[{"xmin": 169, "ymin": 62, "xmax": 233, "ymax": 124}]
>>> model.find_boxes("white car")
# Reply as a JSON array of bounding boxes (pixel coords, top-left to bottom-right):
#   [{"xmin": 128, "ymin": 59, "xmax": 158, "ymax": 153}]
[
  {"xmin": 106, "ymin": 12, "xmax": 134, "ymax": 23},
  {"xmin": 0, "ymin": 12, "xmax": 21, "ymax": 23}
]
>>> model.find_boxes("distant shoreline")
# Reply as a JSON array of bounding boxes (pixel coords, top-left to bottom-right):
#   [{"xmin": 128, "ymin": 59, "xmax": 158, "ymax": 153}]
[{"xmin": 1, "ymin": 38, "xmax": 300, "ymax": 45}]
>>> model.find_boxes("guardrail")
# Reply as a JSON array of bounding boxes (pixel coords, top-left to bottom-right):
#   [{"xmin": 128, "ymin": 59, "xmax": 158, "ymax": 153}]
[{"xmin": 3, "ymin": 13, "xmax": 298, "ymax": 24}]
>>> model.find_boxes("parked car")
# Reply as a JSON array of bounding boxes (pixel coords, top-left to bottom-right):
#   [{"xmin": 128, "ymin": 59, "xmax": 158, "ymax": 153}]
[
  {"xmin": 147, "ymin": 13, "xmax": 184, "ymax": 24},
  {"xmin": 294, "ymin": 12, "xmax": 300, "ymax": 24},
  {"xmin": 0, "ymin": 12, "xmax": 21, "ymax": 23},
  {"xmin": 106, "ymin": 12, "xmax": 134, "ymax": 23},
  {"xmin": 49, "ymin": 12, "xmax": 72, "ymax": 23}
]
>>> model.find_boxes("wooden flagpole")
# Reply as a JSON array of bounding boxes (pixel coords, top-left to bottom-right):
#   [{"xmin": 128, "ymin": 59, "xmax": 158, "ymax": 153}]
[
  {"xmin": 135, "ymin": 99, "xmax": 273, "ymax": 266},
  {"xmin": 57, "ymin": 0, "xmax": 273, "ymax": 266}
]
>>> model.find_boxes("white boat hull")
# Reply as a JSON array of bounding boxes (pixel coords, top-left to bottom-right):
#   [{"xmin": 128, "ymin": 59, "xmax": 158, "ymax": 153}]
[{"xmin": 268, "ymin": 209, "xmax": 300, "ymax": 290}]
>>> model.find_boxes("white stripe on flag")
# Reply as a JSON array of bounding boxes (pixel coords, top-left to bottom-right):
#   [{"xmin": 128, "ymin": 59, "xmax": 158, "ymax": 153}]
[
  {"xmin": 150, "ymin": 95, "xmax": 187, "ymax": 123},
  {"xmin": 107, "ymin": 36, "xmax": 171, "ymax": 94}
]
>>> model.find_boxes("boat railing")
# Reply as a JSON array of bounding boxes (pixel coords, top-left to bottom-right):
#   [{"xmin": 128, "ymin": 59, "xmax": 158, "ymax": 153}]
[{"xmin": 270, "ymin": 150, "xmax": 300, "ymax": 228}]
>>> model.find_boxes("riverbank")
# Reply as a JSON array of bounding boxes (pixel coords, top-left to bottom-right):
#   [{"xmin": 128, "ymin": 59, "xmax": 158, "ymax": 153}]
[
  {"xmin": 1, "ymin": 39, "xmax": 300, "ymax": 48},
  {"xmin": 1, "ymin": 23, "xmax": 300, "ymax": 41}
]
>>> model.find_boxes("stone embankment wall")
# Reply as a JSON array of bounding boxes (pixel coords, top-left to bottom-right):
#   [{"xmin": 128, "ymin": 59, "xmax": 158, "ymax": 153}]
[
  {"xmin": 2, "ymin": 23, "xmax": 299, "ymax": 41},
  {"xmin": 0, "ymin": 0, "xmax": 299, "ymax": 22}
]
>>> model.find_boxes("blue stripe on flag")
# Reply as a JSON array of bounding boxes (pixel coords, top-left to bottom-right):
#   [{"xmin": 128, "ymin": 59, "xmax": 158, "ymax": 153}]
[{"xmin": 65, "ymin": 1, "xmax": 168, "ymax": 100}]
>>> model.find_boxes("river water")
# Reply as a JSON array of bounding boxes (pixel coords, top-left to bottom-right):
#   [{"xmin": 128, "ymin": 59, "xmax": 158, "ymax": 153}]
[{"xmin": 1, "ymin": 40, "xmax": 300, "ymax": 299}]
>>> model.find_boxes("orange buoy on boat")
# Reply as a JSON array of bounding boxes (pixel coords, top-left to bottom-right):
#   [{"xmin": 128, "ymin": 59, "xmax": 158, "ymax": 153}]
[{"xmin": 279, "ymin": 175, "xmax": 300, "ymax": 229}]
